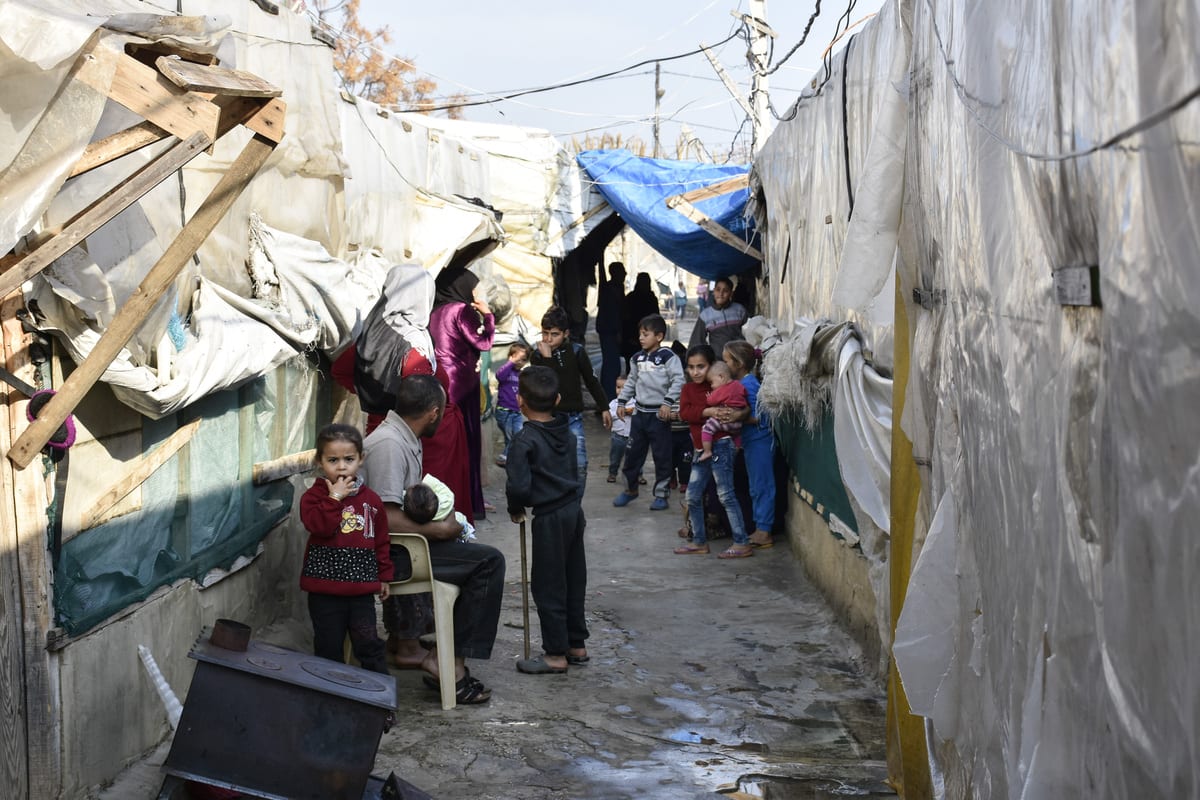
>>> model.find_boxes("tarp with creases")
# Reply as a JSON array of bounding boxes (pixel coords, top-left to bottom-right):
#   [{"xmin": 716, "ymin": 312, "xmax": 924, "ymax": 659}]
[{"xmin": 576, "ymin": 149, "xmax": 759, "ymax": 280}]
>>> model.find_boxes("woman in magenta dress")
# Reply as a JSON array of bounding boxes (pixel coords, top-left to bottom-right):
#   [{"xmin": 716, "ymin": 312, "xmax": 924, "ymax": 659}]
[{"xmin": 428, "ymin": 267, "xmax": 495, "ymax": 517}]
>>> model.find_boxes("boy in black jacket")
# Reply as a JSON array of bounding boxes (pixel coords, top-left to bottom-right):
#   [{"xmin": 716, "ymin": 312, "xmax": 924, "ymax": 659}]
[
  {"xmin": 506, "ymin": 366, "xmax": 589, "ymax": 675},
  {"xmin": 530, "ymin": 306, "xmax": 611, "ymax": 491}
]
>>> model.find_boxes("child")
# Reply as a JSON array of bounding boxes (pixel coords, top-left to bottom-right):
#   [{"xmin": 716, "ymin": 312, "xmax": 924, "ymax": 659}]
[
  {"xmin": 674, "ymin": 346, "xmax": 753, "ymax": 557},
  {"xmin": 494, "ymin": 342, "xmax": 529, "ymax": 466},
  {"xmin": 606, "ymin": 375, "xmax": 636, "ymax": 483},
  {"xmin": 530, "ymin": 307, "xmax": 610, "ymax": 489},
  {"xmin": 613, "ymin": 314, "xmax": 685, "ymax": 511},
  {"xmin": 696, "ymin": 361, "xmax": 749, "ymax": 462},
  {"xmin": 299, "ymin": 424, "xmax": 393, "ymax": 674},
  {"xmin": 403, "ymin": 474, "xmax": 477, "ymax": 542},
  {"xmin": 505, "ymin": 366, "xmax": 589, "ymax": 675}
]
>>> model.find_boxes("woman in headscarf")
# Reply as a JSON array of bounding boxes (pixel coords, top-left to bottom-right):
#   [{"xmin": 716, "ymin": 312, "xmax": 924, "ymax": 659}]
[
  {"xmin": 429, "ymin": 266, "xmax": 495, "ymax": 517},
  {"xmin": 620, "ymin": 272, "xmax": 661, "ymax": 365}
]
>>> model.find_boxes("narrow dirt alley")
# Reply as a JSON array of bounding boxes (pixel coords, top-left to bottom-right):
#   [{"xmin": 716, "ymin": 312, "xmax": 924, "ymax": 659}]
[{"xmin": 371, "ymin": 414, "xmax": 893, "ymax": 799}]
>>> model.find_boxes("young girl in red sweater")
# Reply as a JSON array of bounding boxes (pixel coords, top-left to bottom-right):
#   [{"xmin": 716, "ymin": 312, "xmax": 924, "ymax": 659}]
[{"xmin": 299, "ymin": 424, "xmax": 393, "ymax": 674}]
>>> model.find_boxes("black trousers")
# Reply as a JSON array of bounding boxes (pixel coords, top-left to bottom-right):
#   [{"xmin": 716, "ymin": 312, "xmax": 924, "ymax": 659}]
[
  {"xmin": 529, "ymin": 503, "xmax": 589, "ymax": 656},
  {"xmin": 623, "ymin": 411, "xmax": 673, "ymax": 498},
  {"xmin": 382, "ymin": 539, "xmax": 506, "ymax": 661},
  {"xmin": 308, "ymin": 592, "xmax": 388, "ymax": 676}
]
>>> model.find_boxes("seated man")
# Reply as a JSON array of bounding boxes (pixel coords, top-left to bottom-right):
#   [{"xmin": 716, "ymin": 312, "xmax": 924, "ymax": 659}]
[{"xmin": 361, "ymin": 374, "xmax": 506, "ymax": 705}]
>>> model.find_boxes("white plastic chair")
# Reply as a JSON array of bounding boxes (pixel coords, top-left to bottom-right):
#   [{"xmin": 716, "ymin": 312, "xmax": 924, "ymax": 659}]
[{"xmin": 388, "ymin": 533, "xmax": 460, "ymax": 710}]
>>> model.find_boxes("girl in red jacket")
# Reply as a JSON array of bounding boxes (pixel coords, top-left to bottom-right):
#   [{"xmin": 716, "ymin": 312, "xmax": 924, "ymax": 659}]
[{"xmin": 299, "ymin": 424, "xmax": 393, "ymax": 675}]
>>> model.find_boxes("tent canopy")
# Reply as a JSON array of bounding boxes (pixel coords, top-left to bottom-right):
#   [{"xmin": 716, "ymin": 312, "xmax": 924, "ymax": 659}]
[{"xmin": 576, "ymin": 149, "xmax": 760, "ymax": 281}]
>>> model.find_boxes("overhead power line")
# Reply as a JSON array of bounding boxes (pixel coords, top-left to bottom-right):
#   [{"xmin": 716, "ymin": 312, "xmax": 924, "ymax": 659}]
[{"xmin": 405, "ymin": 28, "xmax": 747, "ymax": 114}]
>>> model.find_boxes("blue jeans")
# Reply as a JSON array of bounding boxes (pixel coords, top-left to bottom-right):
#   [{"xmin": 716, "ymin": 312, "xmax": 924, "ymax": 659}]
[
  {"xmin": 495, "ymin": 406, "xmax": 523, "ymax": 460},
  {"xmin": 608, "ymin": 433, "xmax": 628, "ymax": 477},
  {"xmin": 566, "ymin": 412, "xmax": 588, "ymax": 489},
  {"xmin": 686, "ymin": 438, "xmax": 749, "ymax": 546},
  {"xmin": 742, "ymin": 432, "xmax": 776, "ymax": 532}
]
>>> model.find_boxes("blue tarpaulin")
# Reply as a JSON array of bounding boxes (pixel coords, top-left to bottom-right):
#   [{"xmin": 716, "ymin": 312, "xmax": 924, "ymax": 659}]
[{"xmin": 576, "ymin": 149, "xmax": 760, "ymax": 280}]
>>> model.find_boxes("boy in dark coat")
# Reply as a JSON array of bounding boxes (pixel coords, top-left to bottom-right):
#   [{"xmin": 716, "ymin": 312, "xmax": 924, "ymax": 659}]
[{"xmin": 505, "ymin": 366, "xmax": 589, "ymax": 674}]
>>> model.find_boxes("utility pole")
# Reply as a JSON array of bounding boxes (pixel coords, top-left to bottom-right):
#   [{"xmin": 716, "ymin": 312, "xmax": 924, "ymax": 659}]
[
  {"xmin": 653, "ymin": 61, "xmax": 663, "ymax": 158},
  {"xmin": 743, "ymin": 0, "xmax": 775, "ymax": 153}
]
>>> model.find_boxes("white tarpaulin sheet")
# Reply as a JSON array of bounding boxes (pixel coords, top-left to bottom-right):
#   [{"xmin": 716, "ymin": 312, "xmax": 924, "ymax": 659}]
[
  {"xmin": 756, "ymin": 0, "xmax": 1200, "ymax": 794},
  {"xmin": 895, "ymin": 0, "xmax": 1200, "ymax": 797}
]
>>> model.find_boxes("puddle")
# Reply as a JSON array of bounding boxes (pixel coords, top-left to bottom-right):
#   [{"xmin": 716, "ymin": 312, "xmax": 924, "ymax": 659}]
[{"xmin": 720, "ymin": 777, "xmax": 895, "ymax": 798}]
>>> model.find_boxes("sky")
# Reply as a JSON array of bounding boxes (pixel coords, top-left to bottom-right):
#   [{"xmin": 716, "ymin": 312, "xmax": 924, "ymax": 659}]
[{"xmin": 351, "ymin": 1, "xmax": 885, "ymax": 163}]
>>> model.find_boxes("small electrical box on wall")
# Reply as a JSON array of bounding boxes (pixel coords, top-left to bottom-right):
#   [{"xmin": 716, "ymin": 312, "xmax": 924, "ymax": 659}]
[{"xmin": 1053, "ymin": 264, "xmax": 1102, "ymax": 307}]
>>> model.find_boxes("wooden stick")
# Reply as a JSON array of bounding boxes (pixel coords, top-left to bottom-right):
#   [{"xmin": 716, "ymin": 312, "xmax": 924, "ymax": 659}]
[
  {"xmin": 80, "ymin": 418, "xmax": 201, "ymax": 531},
  {"xmin": 666, "ymin": 195, "xmax": 764, "ymax": 260},
  {"xmin": 6, "ymin": 133, "xmax": 276, "ymax": 468},
  {"xmin": 0, "ymin": 131, "xmax": 212, "ymax": 300},
  {"xmin": 69, "ymin": 121, "xmax": 171, "ymax": 178},
  {"xmin": 252, "ymin": 449, "xmax": 316, "ymax": 485},
  {"xmin": 671, "ymin": 173, "xmax": 750, "ymax": 205}
]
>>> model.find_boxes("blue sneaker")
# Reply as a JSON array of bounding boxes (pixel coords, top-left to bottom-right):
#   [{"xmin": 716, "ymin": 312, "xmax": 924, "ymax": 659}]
[
  {"xmin": 649, "ymin": 497, "xmax": 669, "ymax": 511},
  {"xmin": 613, "ymin": 492, "xmax": 639, "ymax": 507}
]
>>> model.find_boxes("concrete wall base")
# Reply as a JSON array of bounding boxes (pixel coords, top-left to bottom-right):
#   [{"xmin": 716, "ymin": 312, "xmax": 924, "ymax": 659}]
[{"xmin": 783, "ymin": 498, "xmax": 885, "ymax": 679}]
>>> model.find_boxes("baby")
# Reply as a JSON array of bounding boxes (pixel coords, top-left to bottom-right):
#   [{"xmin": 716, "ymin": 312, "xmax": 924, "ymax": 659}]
[
  {"xmin": 697, "ymin": 361, "xmax": 749, "ymax": 462},
  {"xmin": 403, "ymin": 474, "xmax": 476, "ymax": 542}
]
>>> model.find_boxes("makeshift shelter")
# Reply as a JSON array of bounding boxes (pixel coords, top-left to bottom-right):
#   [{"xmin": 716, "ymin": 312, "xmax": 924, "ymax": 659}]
[
  {"xmin": 0, "ymin": 2, "xmax": 610, "ymax": 796},
  {"xmin": 750, "ymin": 0, "xmax": 1200, "ymax": 797}
]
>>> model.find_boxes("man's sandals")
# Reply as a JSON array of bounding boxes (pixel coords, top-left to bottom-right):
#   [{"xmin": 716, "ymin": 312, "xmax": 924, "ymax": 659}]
[{"xmin": 421, "ymin": 668, "xmax": 492, "ymax": 704}]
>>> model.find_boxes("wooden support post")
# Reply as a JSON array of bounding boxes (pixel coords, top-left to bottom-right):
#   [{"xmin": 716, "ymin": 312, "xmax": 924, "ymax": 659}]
[
  {"xmin": 6, "ymin": 133, "xmax": 277, "ymax": 468},
  {"xmin": 0, "ymin": 294, "xmax": 59, "ymax": 797},
  {"xmin": 0, "ymin": 131, "xmax": 213, "ymax": 300}
]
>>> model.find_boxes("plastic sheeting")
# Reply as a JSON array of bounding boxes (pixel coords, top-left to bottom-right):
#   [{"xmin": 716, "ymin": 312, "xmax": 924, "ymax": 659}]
[
  {"xmin": 893, "ymin": 0, "xmax": 1200, "ymax": 796},
  {"xmin": 756, "ymin": 0, "xmax": 1200, "ymax": 793},
  {"xmin": 749, "ymin": 0, "xmax": 909, "ymax": 371},
  {"xmin": 576, "ymin": 149, "xmax": 759, "ymax": 280}
]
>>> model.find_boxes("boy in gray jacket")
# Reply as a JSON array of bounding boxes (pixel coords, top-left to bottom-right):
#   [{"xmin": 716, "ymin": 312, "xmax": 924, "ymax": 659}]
[{"xmin": 613, "ymin": 314, "xmax": 685, "ymax": 511}]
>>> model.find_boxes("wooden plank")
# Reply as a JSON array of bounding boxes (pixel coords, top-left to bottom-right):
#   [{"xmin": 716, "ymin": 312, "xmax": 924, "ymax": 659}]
[
  {"xmin": 701, "ymin": 44, "xmax": 754, "ymax": 118},
  {"xmin": 211, "ymin": 95, "xmax": 287, "ymax": 144},
  {"xmin": 0, "ymin": 294, "xmax": 58, "ymax": 797},
  {"xmin": 0, "ymin": 300, "xmax": 30, "ymax": 797},
  {"xmin": 80, "ymin": 418, "xmax": 201, "ymax": 531},
  {"xmin": 0, "ymin": 131, "xmax": 212, "ymax": 300},
  {"xmin": 253, "ymin": 449, "xmax": 316, "ymax": 485},
  {"xmin": 545, "ymin": 200, "xmax": 609, "ymax": 247},
  {"xmin": 75, "ymin": 52, "xmax": 220, "ymax": 144},
  {"xmin": 69, "ymin": 121, "xmax": 171, "ymax": 178},
  {"xmin": 666, "ymin": 196, "xmax": 764, "ymax": 260},
  {"xmin": 7, "ymin": 133, "xmax": 277, "ymax": 469},
  {"xmin": 156, "ymin": 56, "xmax": 282, "ymax": 98},
  {"xmin": 673, "ymin": 173, "xmax": 750, "ymax": 205}
]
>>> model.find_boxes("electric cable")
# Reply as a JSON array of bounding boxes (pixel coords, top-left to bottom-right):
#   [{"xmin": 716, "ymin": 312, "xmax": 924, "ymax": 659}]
[
  {"xmin": 405, "ymin": 28, "xmax": 747, "ymax": 114},
  {"xmin": 764, "ymin": 1, "xmax": 823, "ymax": 75},
  {"xmin": 921, "ymin": 0, "xmax": 1200, "ymax": 161}
]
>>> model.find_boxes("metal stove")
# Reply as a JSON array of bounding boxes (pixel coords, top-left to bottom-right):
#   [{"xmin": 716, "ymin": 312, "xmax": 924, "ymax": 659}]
[{"xmin": 160, "ymin": 627, "xmax": 398, "ymax": 800}]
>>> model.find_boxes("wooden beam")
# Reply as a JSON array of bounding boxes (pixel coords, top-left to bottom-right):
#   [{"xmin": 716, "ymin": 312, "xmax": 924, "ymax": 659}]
[
  {"xmin": 75, "ymin": 52, "xmax": 220, "ymax": 144},
  {"xmin": 7, "ymin": 133, "xmax": 277, "ymax": 469},
  {"xmin": 0, "ymin": 294, "xmax": 59, "ymax": 796},
  {"xmin": 0, "ymin": 131, "xmax": 212, "ymax": 300},
  {"xmin": 700, "ymin": 44, "xmax": 754, "ymax": 118},
  {"xmin": 69, "ymin": 121, "xmax": 172, "ymax": 178},
  {"xmin": 217, "ymin": 96, "xmax": 287, "ymax": 144},
  {"xmin": 253, "ymin": 449, "xmax": 316, "ymax": 485},
  {"xmin": 80, "ymin": 418, "xmax": 201, "ymax": 531},
  {"xmin": 673, "ymin": 173, "xmax": 750, "ymax": 205},
  {"xmin": 545, "ymin": 200, "xmax": 609, "ymax": 247},
  {"xmin": 156, "ymin": 57, "xmax": 282, "ymax": 98},
  {"xmin": 666, "ymin": 195, "xmax": 764, "ymax": 261}
]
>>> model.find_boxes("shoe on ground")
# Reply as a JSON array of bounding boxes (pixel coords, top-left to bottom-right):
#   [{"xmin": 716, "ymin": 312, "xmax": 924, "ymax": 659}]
[
  {"xmin": 613, "ymin": 491, "xmax": 639, "ymax": 507},
  {"xmin": 649, "ymin": 497, "xmax": 669, "ymax": 511}
]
